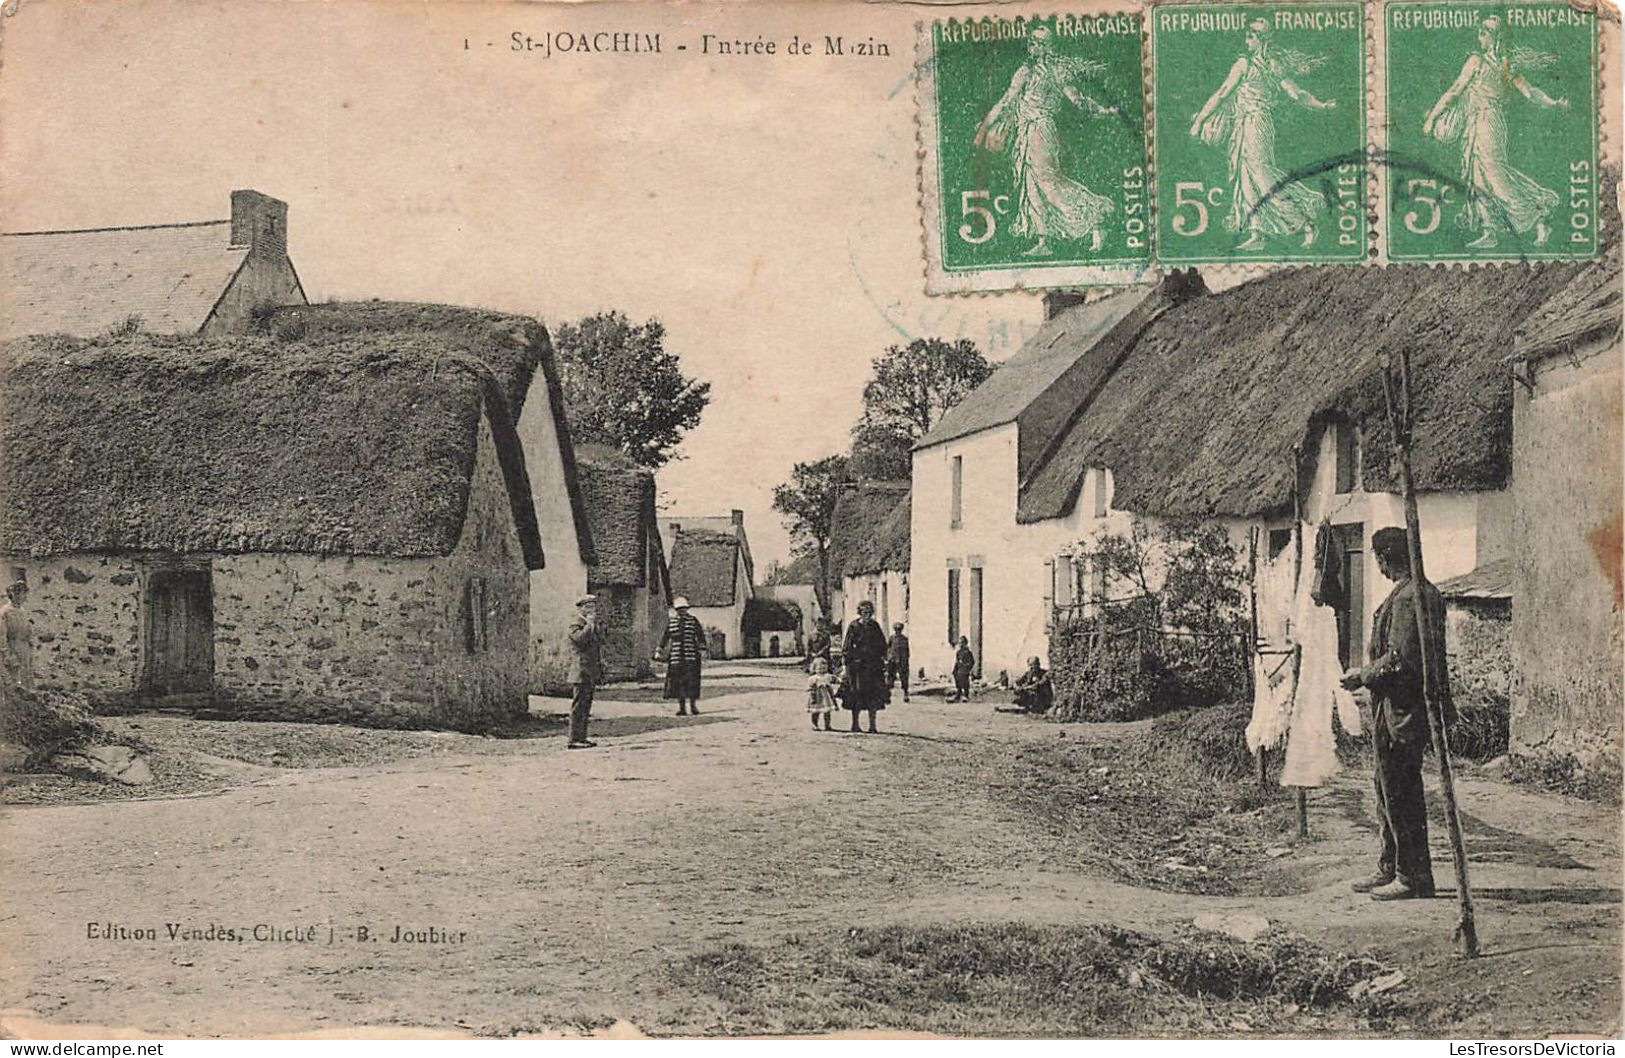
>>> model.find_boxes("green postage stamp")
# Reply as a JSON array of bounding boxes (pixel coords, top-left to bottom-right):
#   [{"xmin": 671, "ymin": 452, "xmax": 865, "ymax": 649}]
[
  {"xmin": 918, "ymin": 13, "xmax": 1152, "ymax": 293},
  {"xmin": 1152, "ymin": 3, "xmax": 1368, "ymax": 265},
  {"xmin": 1384, "ymin": 3, "xmax": 1598, "ymax": 262}
]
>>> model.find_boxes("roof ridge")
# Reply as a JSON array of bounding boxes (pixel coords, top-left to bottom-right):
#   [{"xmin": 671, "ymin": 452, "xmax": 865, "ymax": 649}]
[{"xmin": 2, "ymin": 218, "xmax": 229, "ymax": 237}]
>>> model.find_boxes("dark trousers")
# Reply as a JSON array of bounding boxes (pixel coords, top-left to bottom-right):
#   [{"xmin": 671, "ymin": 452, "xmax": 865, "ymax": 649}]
[
  {"xmin": 887, "ymin": 661, "xmax": 910, "ymax": 696},
  {"xmin": 952, "ymin": 673, "xmax": 971, "ymax": 699},
  {"xmin": 570, "ymin": 680, "xmax": 595, "ymax": 743},
  {"xmin": 1373, "ymin": 715, "xmax": 1434, "ymax": 890}
]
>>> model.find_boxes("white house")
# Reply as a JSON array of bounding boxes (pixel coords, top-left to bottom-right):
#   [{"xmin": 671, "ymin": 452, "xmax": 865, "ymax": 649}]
[
  {"xmin": 664, "ymin": 511, "xmax": 755, "ymax": 658},
  {"xmin": 910, "ymin": 278, "xmax": 1200, "ymax": 680},
  {"xmin": 915, "ymin": 252, "xmax": 1598, "ymax": 683}
]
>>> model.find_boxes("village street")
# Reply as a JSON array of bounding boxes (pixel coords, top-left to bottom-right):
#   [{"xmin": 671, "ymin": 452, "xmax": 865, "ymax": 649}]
[{"xmin": 1, "ymin": 662, "xmax": 1619, "ymax": 1039}]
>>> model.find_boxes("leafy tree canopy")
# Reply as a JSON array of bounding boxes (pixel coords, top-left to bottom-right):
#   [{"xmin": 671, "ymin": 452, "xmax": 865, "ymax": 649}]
[{"xmin": 552, "ymin": 311, "xmax": 711, "ymax": 470}]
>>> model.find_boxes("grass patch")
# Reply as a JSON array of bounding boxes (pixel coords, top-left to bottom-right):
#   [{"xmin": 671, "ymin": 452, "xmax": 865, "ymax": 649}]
[
  {"xmin": 987, "ymin": 714, "xmax": 1303, "ymax": 896},
  {"xmin": 671, "ymin": 923, "xmax": 1391, "ymax": 1037}
]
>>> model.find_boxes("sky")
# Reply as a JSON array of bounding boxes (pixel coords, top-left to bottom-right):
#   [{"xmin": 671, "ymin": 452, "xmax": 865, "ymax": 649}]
[{"xmin": 0, "ymin": 0, "xmax": 1046, "ymax": 567}]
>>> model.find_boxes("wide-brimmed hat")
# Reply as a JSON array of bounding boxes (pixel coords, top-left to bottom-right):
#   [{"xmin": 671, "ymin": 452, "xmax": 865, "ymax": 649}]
[{"xmin": 673, "ymin": 596, "xmax": 691, "ymax": 609}]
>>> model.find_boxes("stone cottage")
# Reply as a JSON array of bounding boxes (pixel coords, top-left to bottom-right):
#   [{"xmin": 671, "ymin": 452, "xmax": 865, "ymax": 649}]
[
  {"xmin": 1, "ymin": 189, "xmax": 306, "ymax": 339},
  {"xmin": 576, "ymin": 447, "xmax": 670, "ymax": 680},
  {"xmin": 0, "ymin": 329, "xmax": 548, "ymax": 732},
  {"xmin": 266, "ymin": 302, "xmax": 595, "ymax": 694}
]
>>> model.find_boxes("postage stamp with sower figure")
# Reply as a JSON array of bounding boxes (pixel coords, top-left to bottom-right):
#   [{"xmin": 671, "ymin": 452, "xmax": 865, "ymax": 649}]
[
  {"xmin": 1152, "ymin": 3, "xmax": 1368, "ymax": 265},
  {"xmin": 1384, "ymin": 2, "xmax": 1598, "ymax": 262},
  {"xmin": 919, "ymin": 13, "xmax": 1152, "ymax": 294}
]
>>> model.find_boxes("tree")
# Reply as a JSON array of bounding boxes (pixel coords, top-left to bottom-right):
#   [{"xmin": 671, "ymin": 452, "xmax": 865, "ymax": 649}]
[
  {"xmin": 772, "ymin": 454, "xmax": 852, "ymax": 616},
  {"xmin": 551, "ymin": 311, "xmax": 711, "ymax": 470},
  {"xmin": 849, "ymin": 337, "xmax": 994, "ymax": 480}
]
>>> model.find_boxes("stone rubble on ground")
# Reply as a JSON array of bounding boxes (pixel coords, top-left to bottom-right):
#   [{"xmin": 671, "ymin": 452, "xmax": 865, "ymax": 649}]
[{"xmin": 49, "ymin": 744, "xmax": 153, "ymax": 785}]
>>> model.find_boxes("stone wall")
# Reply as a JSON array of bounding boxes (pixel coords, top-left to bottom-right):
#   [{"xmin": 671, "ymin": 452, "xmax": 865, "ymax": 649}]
[
  {"xmin": 4, "ymin": 555, "xmax": 144, "ymax": 706},
  {"xmin": 7, "ymin": 409, "xmax": 532, "ymax": 732},
  {"xmin": 1446, "ymin": 600, "xmax": 1511, "ymax": 710},
  {"xmin": 1511, "ymin": 339, "xmax": 1623, "ymax": 784}
]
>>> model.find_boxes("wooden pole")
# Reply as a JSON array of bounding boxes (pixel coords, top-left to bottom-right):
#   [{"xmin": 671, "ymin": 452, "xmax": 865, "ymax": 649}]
[
  {"xmin": 1382, "ymin": 348, "xmax": 1480, "ymax": 957},
  {"xmin": 1248, "ymin": 527, "xmax": 1270, "ymax": 788},
  {"xmin": 1289, "ymin": 448, "xmax": 1309, "ymax": 838}
]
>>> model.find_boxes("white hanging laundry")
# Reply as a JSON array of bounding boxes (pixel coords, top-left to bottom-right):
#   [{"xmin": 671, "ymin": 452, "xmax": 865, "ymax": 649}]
[
  {"xmin": 1245, "ymin": 546, "xmax": 1298, "ymax": 753},
  {"xmin": 1281, "ymin": 523, "xmax": 1360, "ymax": 788}
]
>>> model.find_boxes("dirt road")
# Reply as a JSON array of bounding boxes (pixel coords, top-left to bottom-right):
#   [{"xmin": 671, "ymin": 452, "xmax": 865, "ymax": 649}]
[{"xmin": 1, "ymin": 662, "xmax": 1618, "ymax": 1037}]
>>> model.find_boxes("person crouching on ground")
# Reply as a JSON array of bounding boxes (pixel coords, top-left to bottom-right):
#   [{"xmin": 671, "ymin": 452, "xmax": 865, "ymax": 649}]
[
  {"xmin": 807, "ymin": 656, "xmax": 837, "ymax": 731},
  {"xmin": 567, "ymin": 594, "xmax": 603, "ymax": 749},
  {"xmin": 950, "ymin": 636, "xmax": 976, "ymax": 702},
  {"xmin": 1013, "ymin": 656, "xmax": 1053, "ymax": 713},
  {"xmin": 842, "ymin": 599, "xmax": 889, "ymax": 733},
  {"xmin": 1340, "ymin": 526, "xmax": 1453, "ymax": 901},
  {"xmin": 658, "ymin": 596, "xmax": 706, "ymax": 717},
  {"xmin": 885, "ymin": 622, "xmax": 911, "ymax": 703}
]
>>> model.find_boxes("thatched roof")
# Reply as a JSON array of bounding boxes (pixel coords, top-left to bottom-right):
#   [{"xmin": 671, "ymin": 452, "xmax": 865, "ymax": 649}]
[
  {"xmin": 1512, "ymin": 232, "xmax": 1622, "ymax": 363},
  {"xmin": 268, "ymin": 301, "xmax": 596, "ymax": 567},
  {"xmin": 660, "ymin": 514, "xmax": 755, "ymax": 586},
  {"xmin": 0, "ymin": 332, "xmax": 545, "ymax": 566},
  {"xmin": 829, "ymin": 482, "xmax": 911, "ymax": 578},
  {"xmin": 1018, "ymin": 258, "xmax": 1602, "ymax": 524},
  {"xmin": 1, "ymin": 220, "xmax": 253, "ymax": 339},
  {"xmin": 668, "ymin": 528, "xmax": 742, "ymax": 608},
  {"xmin": 577, "ymin": 448, "xmax": 665, "ymax": 591},
  {"xmin": 918, "ymin": 287, "xmax": 1154, "ymax": 451}
]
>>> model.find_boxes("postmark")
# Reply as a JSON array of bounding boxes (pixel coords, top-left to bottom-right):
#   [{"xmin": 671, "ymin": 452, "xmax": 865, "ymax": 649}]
[
  {"xmin": 919, "ymin": 13, "xmax": 1153, "ymax": 293},
  {"xmin": 1152, "ymin": 2, "xmax": 1368, "ymax": 266},
  {"xmin": 1383, "ymin": 2, "xmax": 1598, "ymax": 262}
]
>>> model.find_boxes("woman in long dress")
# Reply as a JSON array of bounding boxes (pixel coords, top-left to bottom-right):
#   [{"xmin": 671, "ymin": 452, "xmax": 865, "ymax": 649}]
[
  {"xmin": 1422, "ymin": 16, "xmax": 1567, "ymax": 249},
  {"xmin": 657, "ymin": 597, "xmax": 707, "ymax": 717},
  {"xmin": 1190, "ymin": 19, "xmax": 1337, "ymax": 251},
  {"xmin": 974, "ymin": 25, "xmax": 1118, "ymax": 258}
]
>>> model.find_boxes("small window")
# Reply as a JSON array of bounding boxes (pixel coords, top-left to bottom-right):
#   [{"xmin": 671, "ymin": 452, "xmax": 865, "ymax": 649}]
[
  {"xmin": 465, "ymin": 576, "xmax": 489, "ymax": 654},
  {"xmin": 1090, "ymin": 559, "xmax": 1107, "ymax": 605},
  {"xmin": 1334, "ymin": 422, "xmax": 1358, "ymax": 495},
  {"xmin": 947, "ymin": 568, "xmax": 961, "ymax": 644},
  {"xmin": 1091, "ymin": 469, "xmax": 1108, "ymax": 519},
  {"xmin": 950, "ymin": 456, "xmax": 964, "ymax": 529},
  {"xmin": 1267, "ymin": 528, "xmax": 1293, "ymax": 560},
  {"xmin": 1052, "ymin": 557, "xmax": 1073, "ymax": 607}
]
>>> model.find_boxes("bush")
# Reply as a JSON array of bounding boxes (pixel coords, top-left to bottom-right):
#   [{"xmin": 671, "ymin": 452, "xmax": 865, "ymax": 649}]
[
  {"xmin": 0, "ymin": 686, "xmax": 98, "ymax": 768},
  {"xmin": 1049, "ymin": 617, "xmax": 1248, "ymax": 723}
]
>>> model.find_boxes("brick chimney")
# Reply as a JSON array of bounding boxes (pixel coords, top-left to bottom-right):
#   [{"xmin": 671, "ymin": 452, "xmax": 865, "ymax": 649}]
[
  {"xmin": 229, "ymin": 189, "xmax": 288, "ymax": 257},
  {"xmin": 730, "ymin": 509, "xmax": 744, "ymax": 528}
]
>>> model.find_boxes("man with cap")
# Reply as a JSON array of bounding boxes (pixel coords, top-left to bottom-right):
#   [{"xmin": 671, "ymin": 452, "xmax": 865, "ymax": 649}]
[
  {"xmin": 842, "ymin": 599, "xmax": 889, "ymax": 733},
  {"xmin": 885, "ymin": 622, "xmax": 911, "ymax": 702},
  {"xmin": 567, "ymin": 594, "xmax": 603, "ymax": 749},
  {"xmin": 1341, "ymin": 526, "xmax": 1453, "ymax": 901},
  {"xmin": 658, "ymin": 596, "xmax": 707, "ymax": 717}
]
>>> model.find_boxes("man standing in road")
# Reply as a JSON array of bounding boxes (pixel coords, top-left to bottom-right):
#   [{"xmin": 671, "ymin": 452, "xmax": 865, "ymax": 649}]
[
  {"xmin": 885, "ymin": 622, "xmax": 911, "ymax": 703},
  {"xmin": 567, "ymin": 594, "xmax": 604, "ymax": 750},
  {"xmin": 1341, "ymin": 527, "xmax": 1452, "ymax": 901},
  {"xmin": 842, "ymin": 599, "xmax": 889, "ymax": 733}
]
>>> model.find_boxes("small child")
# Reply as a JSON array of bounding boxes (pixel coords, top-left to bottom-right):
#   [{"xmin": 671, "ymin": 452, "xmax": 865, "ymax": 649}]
[
  {"xmin": 807, "ymin": 656, "xmax": 837, "ymax": 731},
  {"xmin": 951, "ymin": 636, "xmax": 976, "ymax": 702}
]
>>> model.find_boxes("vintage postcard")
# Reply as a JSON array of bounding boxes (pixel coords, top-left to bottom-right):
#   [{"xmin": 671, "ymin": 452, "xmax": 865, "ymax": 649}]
[{"xmin": 0, "ymin": 0, "xmax": 1621, "ymax": 1046}]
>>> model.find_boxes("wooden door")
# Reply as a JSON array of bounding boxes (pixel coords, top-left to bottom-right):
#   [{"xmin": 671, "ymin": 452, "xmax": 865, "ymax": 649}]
[
  {"xmin": 1332, "ymin": 523, "xmax": 1365, "ymax": 669},
  {"xmin": 968, "ymin": 566, "xmax": 984, "ymax": 678},
  {"xmin": 147, "ymin": 569, "xmax": 214, "ymax": 695}
]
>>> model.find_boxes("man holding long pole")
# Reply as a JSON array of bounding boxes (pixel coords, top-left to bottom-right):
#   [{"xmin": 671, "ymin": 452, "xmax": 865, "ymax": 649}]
[{"xmin": 1341, "ymin": 527, "xmax": 1452, "ymax": 901}]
